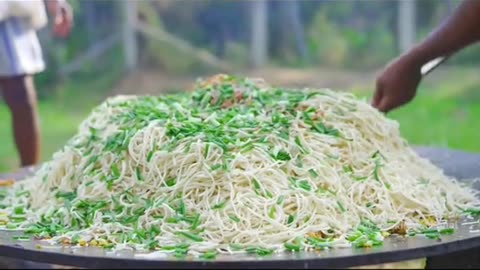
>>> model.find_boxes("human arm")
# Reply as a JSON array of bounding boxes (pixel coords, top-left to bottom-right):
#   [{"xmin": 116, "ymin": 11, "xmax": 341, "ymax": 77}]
[{"xmin": 372, "ymin": 0, "xmax": 480, "ymax": 113}]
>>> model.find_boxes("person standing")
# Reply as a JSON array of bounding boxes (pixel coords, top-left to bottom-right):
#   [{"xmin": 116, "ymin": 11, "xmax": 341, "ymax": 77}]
[{"xmin": 0, "ymin": 0, "xmax": 73, "ymax": 168}]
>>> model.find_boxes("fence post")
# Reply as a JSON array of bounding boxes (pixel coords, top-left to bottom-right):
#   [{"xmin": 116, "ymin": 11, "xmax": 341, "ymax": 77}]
[
  {"xmin": 250, "ymin": 0, "xmax": 268, "ymax": 69},
  {"xmin": 398, "ymin": 0, "xmax": 416, "ymax": 53},
  {"xmin": 122, "ymin": 0, "xmax": 138, "ymax": 71}
]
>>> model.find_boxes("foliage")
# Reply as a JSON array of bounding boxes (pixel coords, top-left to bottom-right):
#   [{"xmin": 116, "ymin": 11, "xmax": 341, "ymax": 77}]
[
  {"xmin": 306, "ymin": 7, "xmax": 395, "ymax": 68},
  {"xmin": 308, "ymin": 11, "xmax": 349, "ymax": 67}
]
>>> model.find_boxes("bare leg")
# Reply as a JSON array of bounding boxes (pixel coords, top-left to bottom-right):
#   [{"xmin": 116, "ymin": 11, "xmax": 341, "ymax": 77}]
[{"xmin": 0, "ymin": 75, "xmax": 41, "ymax": 167}]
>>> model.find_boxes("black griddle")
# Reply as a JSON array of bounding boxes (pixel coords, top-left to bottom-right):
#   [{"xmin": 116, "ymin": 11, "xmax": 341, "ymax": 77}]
[{"xmin": 0, "ymin": 146, "xmax": 479, "ymax": 269}]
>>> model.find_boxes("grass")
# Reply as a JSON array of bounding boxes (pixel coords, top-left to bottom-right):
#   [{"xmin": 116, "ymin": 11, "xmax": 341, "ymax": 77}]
[
  {"xmin": 388, "ymin": 91, "xmax": 479, "ymax": 152},
  {"xmin": 355, "ymin": 66, "xmax": 480, "ymax": 152},
  {"xmin": 0, "ymin": 67, "xmax": 478, "ymax": 173}
]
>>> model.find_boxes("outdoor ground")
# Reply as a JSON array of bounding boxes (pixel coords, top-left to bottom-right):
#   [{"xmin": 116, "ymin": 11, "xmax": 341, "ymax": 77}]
[{"xmin": 0, "ymin": 66, "xmax": 478, "ymax": 173}]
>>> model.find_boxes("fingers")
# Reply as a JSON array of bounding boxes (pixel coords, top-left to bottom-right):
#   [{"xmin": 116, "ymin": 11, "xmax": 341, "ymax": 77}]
[
  {"xmin": 371, "ymin": 79, "xmax": 383, "ymax": 108},
  {"xmin": 372, "ymin": 78, "xmax": 402, "ymax": 113},
  {"xmin": 377, "ymin": 96, "xmax": 393, "ymax": 113},
  {"xmin": 54, "ymin": 23, "xmax": 69, "ymax": 38},
  {"xmin": 53, "ymin": 5, "xmax": 74, "ymax": 38}
]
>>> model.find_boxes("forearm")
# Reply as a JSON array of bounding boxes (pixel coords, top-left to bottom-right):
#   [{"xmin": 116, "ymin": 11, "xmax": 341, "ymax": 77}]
[{"xmin": 407, "ymin": 0, "xmax": 480, "ymax": 66}]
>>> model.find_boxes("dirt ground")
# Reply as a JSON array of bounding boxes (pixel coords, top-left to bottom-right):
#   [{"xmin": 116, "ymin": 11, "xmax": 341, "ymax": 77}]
[{"xmin": 112, "ymin": 66, "xmax": 378, "ymax": 96}]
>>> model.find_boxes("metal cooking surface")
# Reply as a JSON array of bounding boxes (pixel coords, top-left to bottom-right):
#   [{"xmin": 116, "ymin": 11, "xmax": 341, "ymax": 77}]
[{"xmin": 0, "ymin": 146, "xmax": 479, "ymax": 269}]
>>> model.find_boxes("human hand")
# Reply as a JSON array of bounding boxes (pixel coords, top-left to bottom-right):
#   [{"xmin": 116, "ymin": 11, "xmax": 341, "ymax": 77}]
[
  {"xmin": 372, "ymin": 54, "xmax": 423, "ymax": 113},
  {"xmin": 48, "ymin": 0, "xmax": 73, "ymax": 38}
]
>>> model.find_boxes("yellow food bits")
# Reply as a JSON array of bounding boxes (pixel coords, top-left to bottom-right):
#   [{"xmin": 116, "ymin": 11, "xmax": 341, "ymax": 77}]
[{"xmin": 98, "ymin": 239, "xmax": 108, "ymax": 247}]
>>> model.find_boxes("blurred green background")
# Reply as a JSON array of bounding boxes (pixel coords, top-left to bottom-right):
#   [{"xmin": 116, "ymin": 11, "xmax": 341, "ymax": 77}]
[{"xmin": 0, "ymin": 0, "xmax": 479, "ymax": 173}]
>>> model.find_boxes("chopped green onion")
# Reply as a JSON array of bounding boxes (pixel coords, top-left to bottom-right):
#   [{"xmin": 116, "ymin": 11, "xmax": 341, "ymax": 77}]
[
  {"xmin": 165, "ymin": 217, "xmax": 179, "ymax": 224},
  {"xmin": 55, "ymin": 191, "xmax": 76, "ymax": 201},
  {"xmin": 111, "ymin": 163, "xmax": 120, "ymax": 178},
  {"xmin": 287, "ymin": 214, "xmax": 295, "ymax": 225},
  {"xmin": 212, "ymin": 201, "xmax": 227, "ymax": 210},
  {"xmin": 284, "ymin": 242, "xmax": 301, "ymax": 252},
  {"xmin": 245, "ymin": 246, "xmax": 274, "ymax": 256},
  {"xmin": 373, "ymin": 161, "xmax": 381, "ymax": 182},
  {"xmin": 440, "ymin": 228, "xmax": 454, "ymax": 235},
  {"xmin": 275, "ymin": 150, "xmax": 291, "ymax": 161},
  {"xmin": 278, "ymin": 130, "xmax": 289, "ymax": 141},
  {"xmin": 200, "ymin": 250, "xmax": 218, "ymax": 260},
  {"xmin": 276, "ymin": 195, "xmax": 285, "ymax": 205},
  {"xmin": 71, "ymin": 235, "xmax": 80, "ymax": 244},
  {"xmin": 229, "ymin": 243, "xmax": 243, "ymax": 250},
  {"xmin": 6, "ymin": 224, "xmax": 19, "ymax": 229},
  {"xmin": 425, "ymin": 233, "xmax": 440, "ymax": 240},
  {"xmin": 352, "ymin": 236, "xmax": 369, "ymax": 248},
  {"xmin": 14, "ymin": 206, "xmax": 25, "ymax": 215},
  {"xmin": 204, "ymin": 143, "xmax": 210, "ymax": 158},
  {"xmin": 160, "ymin": 245, "xmax": 176, "ymax": 251},
  {"xmin": 15, "ymin": 190, "xmax": 30, "ymax": 197},
  {"xmin": 150, "ymin": 226, "xmax": 161, "ymax": 236},
  {"xmin": 337, "ymin": 201, "xmax": 346, "ymax": 212},
  {"xmin": 268, "ymin": 206, "xmax": 276, "ymax": 219},
  {"xmin": 103, "ymin": 243, "xmax": 115, "ymax": 249},
  {"xmin": 146, "ymin": 240, "xmax": 159, "ymax": 250},
  {"xmin": 294, "ymin": 136, "xmax": 307, "ymax": 153},
  {"xmin": 0, "ymin": 190, "xmax": 7, "ymax": 200},
  {"xmin": 84, "ymin": 155, "xmax": 98, "ymax": 169},
  {"xmin": 178, "ymin": 200, "xmax": 186, "ymax": 215},
  {"xmin": 296, "ymin": 180, "xmax": 311, "ymax": 192},
  {"xmin": 136, "ymin": 167, "xmax": 144, "ymax": 181},
  {"xmin": 210, "ymin": 164, "xmax": 222, "ymax": 171},
  {"xmin": 13, "ymin": 235, "xmax": 30, "ymax": 241},
  {"xmin": 166, "ymin": 177, "xmax": 176, "ymax": 187},
  {"xmin": 229, "ymin": 215, "xmax": 240, "ymax": 223},
  {"xmin": 343, "ymin": 165, "xmax": 353, "ymax": 174},
  {"xmin": 177, "ymin": 231, "xmax": 203, "ymax": 242},
  {"xmin": 190, "ymin": 213, "xmax": 201, "ymax": 230},
  {"xmin": 308, "ymin": 169, "xmax": 319, "ymax": 178},
  {"xmin": 147, "ymin": 150, "xmax": 154, "ymax": 162},
  {"xmin": 252, "ymin": 178, "xmax": 261, "ymax": 194},
  {"xmin": 307, "ymin": 237, "xmax": 332, "ymax": 249},
  {"xmin": 463, "ymin": 208, "xmax": 480, "ymax": 216},
  {"xmin": 240, "ymin": 142, "xmax": 255, "ymax": 153}
]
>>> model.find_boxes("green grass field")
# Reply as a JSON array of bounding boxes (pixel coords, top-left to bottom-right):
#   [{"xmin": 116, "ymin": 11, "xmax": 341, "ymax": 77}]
[{"xmin": 0, "ymin": 67, "xmax": 478, "ymax": 173}]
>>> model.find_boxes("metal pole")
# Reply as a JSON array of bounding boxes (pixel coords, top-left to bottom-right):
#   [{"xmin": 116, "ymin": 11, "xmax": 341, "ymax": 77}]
[
  {"xmin": 122, "ymin": 0, "xmax": 138, "ymax": 71},
  {"xmin": 250, "ymin": 0, "xmax": 268, "ymax": 69},
  {"xmin": 398, "ymin": 0, "xmax": 416, "ymax": 53}
]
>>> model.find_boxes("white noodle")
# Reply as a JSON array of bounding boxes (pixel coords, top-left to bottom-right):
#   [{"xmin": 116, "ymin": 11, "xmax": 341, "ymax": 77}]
[{"xmin": 0, "ymin": 75, "xmax": 478, "ymax": 256}]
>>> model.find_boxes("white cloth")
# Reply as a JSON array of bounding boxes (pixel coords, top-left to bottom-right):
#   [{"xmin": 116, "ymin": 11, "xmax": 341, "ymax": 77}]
[
  {"xmin": 0, "ymin": 0, "xmax": 48, "ymax": 30},
  {"xmin": 0, "ymin": 1, "xmax": 48, "ymax": 76}
]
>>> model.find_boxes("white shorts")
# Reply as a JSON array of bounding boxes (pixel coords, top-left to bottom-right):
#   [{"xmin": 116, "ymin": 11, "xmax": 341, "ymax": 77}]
[{"xmin": 0, "ymin": 17, "xmax": 45, "ymax": 77}]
